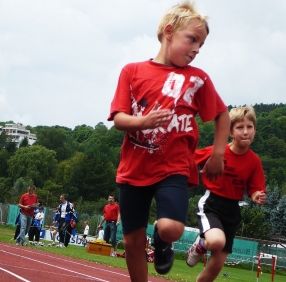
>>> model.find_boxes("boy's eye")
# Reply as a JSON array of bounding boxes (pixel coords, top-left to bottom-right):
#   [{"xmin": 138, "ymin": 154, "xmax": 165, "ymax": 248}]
[{"xmin": 188, "ymin": 36, "xmax": 196, "ymax": 43}]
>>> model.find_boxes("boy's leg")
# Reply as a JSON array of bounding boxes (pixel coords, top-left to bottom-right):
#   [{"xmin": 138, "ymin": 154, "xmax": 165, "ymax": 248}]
[
  {"xmin": 118, "ymin": 182, "xmax": 154, "ymax": 282},
  {"xmin": 196, "ymin": 251, "xmax": 228, "ymax": 282},
  {"xmin": 154, "ymin": 175, "xmax": 189, "ymax": 274},
  {"xmin": 124, "ymin": 228, "xmax": 148, "ymax": 282}
]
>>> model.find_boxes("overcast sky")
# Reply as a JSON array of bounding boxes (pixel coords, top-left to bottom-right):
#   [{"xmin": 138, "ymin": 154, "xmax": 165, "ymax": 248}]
[{"xmin": 0, "ymin": 0, "xmax": 285, "ymax": 129}]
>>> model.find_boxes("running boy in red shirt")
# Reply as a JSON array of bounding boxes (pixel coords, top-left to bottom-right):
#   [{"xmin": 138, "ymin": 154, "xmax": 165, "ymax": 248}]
[
  {"xmin": 108, "ymin": 2, "xmax": 230, "ymax": 280},
  {"xmin": 186, "ymin": 106, "xmax": 267, "ymax": 282}
]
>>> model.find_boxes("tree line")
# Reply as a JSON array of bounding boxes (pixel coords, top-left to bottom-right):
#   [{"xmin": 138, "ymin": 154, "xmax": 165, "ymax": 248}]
[{"xmin": 0, "ymin": 103, "xmax": 285, "ymax": 240}]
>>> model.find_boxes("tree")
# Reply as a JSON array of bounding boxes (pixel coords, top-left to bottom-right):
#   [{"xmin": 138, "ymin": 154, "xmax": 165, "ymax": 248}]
[
  {"xmin": 0, "ymin": 149, "xmax": 9, "ymax": 177},
  {"xmin": 19, "ymin": 137, "xmax": 29, "ymax": 148},
  {"xmin": 8, "ymin": 145, "xmax": 57, "ymax": 187},
  {"xmin": 35, "ymin": 126, "xmax": 76, "ymax": 161},
  {"xmin": 238, "ymin": 205, "xmax": 270, "ymax": 239},
  {"xmin": 72, "ymin": 125, "xmax": 94, "ymax": 143},
  {"xmin": 270, "ymin": 195, "xmax": 286, "ymax": 236}
]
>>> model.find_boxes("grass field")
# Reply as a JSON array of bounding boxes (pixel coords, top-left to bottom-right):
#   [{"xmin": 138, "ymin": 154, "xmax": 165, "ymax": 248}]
[{"xmin": 0, "ymin": 225, "xmax": 285, "ymax": 282}]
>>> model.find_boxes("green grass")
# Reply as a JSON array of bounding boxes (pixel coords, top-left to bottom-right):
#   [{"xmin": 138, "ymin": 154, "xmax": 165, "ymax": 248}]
[{"xmin": 1, "ymin": 225, "xmax": 285, "ymax": 282}]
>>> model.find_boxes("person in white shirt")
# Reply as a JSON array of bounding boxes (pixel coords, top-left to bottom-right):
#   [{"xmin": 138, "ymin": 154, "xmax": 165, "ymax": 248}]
[{"xmin": 82, "ymin": 221, "xmax": 89, "ymax": 246}]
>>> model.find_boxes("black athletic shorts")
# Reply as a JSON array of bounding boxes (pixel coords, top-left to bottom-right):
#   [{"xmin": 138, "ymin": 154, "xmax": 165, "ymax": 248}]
[
  {"xmin": 197, "ymin": 190, "xmax": 241, "ymax": 253},
  {"xmin": 118, "ymin": 174, "xmax": 189, "ymax": 235}
]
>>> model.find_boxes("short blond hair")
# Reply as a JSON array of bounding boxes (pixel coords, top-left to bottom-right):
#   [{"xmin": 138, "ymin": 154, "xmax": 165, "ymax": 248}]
[
  {"xmin": 229, "ymin": 106, "xmax": 257, "ymax": 130},
  {"xmin": 157, "ymin": 1, "xmax": 209, "ymax": 42}
]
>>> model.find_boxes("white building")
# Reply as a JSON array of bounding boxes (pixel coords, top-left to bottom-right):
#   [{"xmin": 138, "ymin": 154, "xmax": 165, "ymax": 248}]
[{"xmin": 0, "ymin": 123, "xmax": 37, "ymax": 147}]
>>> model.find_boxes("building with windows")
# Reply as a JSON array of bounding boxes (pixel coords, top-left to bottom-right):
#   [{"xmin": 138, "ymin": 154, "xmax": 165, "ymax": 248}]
[{"xmin": 0, "ymin": 123, "xmax": 37, "ymax": 147}]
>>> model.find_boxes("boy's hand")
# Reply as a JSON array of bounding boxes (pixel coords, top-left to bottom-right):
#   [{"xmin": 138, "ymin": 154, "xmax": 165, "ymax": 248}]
[
  {"xmin": 251, "ymin": 191, "xmax": 266, "ymax": 205},
  {"xmin": 142, "ymin": 109, "xmax": 172, "ymax": 129},
  {"xmin": 202, "ymin": 154, "xmax": 224, "ymax": 181}
]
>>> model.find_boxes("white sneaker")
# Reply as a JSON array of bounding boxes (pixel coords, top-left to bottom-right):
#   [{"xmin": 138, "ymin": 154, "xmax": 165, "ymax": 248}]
[{"xmin": 186, "ymin": 237, "xmax": 206, "ymax": 267}]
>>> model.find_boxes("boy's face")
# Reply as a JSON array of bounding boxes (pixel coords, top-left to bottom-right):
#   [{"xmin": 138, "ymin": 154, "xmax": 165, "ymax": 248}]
[
  {"xmin": 231, "ymin": 118, "xmax": 256, "ymax": 149},
  {"xmin": 164, "ymin": 18, "xmax": 208, "ymax": 67}
]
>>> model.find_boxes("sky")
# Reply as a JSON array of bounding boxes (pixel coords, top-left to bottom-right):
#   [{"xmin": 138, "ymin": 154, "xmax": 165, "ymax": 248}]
[{"xmin": 0, "ymin": 0, "xmax": 285, "ymax": 129}]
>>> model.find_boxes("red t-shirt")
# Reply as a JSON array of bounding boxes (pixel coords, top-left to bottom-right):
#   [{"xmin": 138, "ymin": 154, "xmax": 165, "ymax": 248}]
[
  {"xmin": 103, "ymin": 203, "xmax": 120, "ymax": 221},
  {"xmin": 195, "ymin": 145, "xmax": 266, "ymax": 200},
  {"xmin": 19, "ymin": 192, "xmax": 38, "ymax": 217},
  {"xmin": 108, "ymin": 60, "xmax": 227, "ymax": 186}
]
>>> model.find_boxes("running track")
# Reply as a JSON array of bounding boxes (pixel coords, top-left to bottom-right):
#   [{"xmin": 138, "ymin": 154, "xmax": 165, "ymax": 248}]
[{"xmin": 0, "ymin": 243, "xmax": 173, "ymax": 282}]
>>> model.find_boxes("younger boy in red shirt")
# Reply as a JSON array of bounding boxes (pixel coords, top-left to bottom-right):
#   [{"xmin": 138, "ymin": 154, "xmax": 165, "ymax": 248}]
[{"xmin": 186, "ymin": 106, "xmax": 266, "ymax": 282}]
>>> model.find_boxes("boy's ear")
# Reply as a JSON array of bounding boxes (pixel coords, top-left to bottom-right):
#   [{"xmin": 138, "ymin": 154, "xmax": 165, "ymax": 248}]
[{"xmin": 164, "ymin": 24, "xmax": 174, "ymax": 40}]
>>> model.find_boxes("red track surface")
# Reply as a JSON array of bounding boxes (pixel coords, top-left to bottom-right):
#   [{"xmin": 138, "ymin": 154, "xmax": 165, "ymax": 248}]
[{"xmin": 0, "ymin": 243, "xmax": 173, "ymax": 282}]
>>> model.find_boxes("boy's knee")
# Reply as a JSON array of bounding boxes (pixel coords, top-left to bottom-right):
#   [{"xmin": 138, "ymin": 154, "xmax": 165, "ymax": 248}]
[
  {"xmin": 206, "ymin": 238, "xmax": 225, "ymax": 251},
  {"xmin": 157, "ymin": 221, "xmax": 184, "ymax": 243}
]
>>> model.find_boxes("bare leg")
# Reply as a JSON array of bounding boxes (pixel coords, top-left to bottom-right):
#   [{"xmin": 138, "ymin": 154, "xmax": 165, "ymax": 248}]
[
  {"xmin": 124, "ymin": 228, "xmax": 148, "ymax": 282},
  {"xmin": 196, "ymin": 228, "xmax": 228, "ymax": 282},
  {"xmin": 196, "ymin": 251, "xmax": 228, "ymax": 282}
]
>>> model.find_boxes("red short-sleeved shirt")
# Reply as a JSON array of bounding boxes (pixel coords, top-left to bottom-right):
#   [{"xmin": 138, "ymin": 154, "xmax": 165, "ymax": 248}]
[
  {"xmin": 103, "ymin": 203, "xmax": 120, "ymax": 222},
  {"xmin": 109, "ymin": 60, "xmax": 227, "ymax": 186},
  {"xmin": 195, "ymin": 145, "xmax": 266, "ymax": 200},
  {"xmin": 19, "ymin": 192, "xmax": 38, "ymax": 217}
]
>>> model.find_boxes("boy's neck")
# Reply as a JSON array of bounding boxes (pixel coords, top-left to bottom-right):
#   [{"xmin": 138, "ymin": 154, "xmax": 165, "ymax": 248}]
[{"xmin": 229, "ymin": 143, "xmax": 250, "ymax": 155}]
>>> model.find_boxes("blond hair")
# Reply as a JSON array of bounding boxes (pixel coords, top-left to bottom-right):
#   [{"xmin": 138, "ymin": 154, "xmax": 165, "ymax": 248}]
[
  {"xmin": 229, "ymin": 106, "xmax": 257, "ymax": 130},
  {"xmin": 157, "ymin": 1, "xmax": 209, "ymax": 42}
]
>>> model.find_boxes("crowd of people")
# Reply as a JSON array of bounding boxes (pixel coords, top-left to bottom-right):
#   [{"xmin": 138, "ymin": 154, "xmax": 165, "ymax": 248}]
[
  {"xmin": 13, "ymin": 192, "xmax": 121, "ymax": 251},
  {"xmin": 11, "ymin": 1, "xmax": 269, "ymax": 282}
]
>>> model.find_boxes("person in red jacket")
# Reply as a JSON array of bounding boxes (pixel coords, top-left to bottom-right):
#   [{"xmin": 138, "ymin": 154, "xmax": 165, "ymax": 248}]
[
  {"xmin": 16, "ymin": 185, "xmax": 39, "ymax": 246},
  {"xmin": 186, "ymin": 106, "xmax": 267, "ymax": 282},
  {"xmin": 98, "ymin": 195, "xmax": 120, "ymax": 256}
]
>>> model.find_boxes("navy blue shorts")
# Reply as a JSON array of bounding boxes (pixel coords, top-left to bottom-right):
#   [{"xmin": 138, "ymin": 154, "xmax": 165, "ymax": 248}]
[
  {"xmin": 118, "ymin": 174, "xmax": 190, "ymax": 235},
  {"xmin": 197, "ymin": 190, "xmax": 241, "ymax": 253}
]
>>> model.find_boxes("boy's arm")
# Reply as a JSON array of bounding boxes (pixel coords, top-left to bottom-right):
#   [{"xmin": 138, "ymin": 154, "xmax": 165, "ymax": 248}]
[
  {"xmin": 203, "ymin": 111, "xmax": 230, "ymax": 180},
  {"xmin": 114, "ymin": 110, "xmax": 172, "ymax": 131}
]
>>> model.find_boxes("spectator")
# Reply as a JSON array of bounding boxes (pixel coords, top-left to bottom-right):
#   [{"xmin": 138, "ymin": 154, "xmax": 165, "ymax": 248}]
[
  {"xmin": 98, "ymin": 195, "xmax": 120, "ymax": 256},
  {"xmin": 82, "ymin": 221, "xmax": 89, "ymax": 246},
  {"xmin": 97, "ymin": 225, "xmax": 104, "ymax": 240},
  {"xmin": 55, "ymin": 194, "xmax": 77, "ymax": 247},
  {"xmin": 16, "ymin": 185, "xmax": 39, "ymax": 246},
  {"xmin": 28, "ymin": 205, "xmax": 45, "ymax": 244}
]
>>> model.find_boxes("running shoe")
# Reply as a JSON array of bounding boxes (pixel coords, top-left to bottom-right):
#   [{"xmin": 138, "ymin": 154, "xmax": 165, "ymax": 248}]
[{"xmin": 153, "ymin": 225, "xmax": 174, "ymax": 274}]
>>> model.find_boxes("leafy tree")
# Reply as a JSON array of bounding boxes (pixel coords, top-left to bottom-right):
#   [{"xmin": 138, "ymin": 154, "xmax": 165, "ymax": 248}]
[
  {"xmin": 37, "ymin": 180, "xmax": 63, "ymax": 207},
  {"xmin": 8, "ymin": 145, "xmax": 57, "ymax": 187},
  {"xmin": 19, "ymin": 137, "xmax": 29, "ymax": 148},
  {"xmin": 72, "ymin": 125, "xmax": 94, "ymax": 143},
  {"xmin": 238, "ymin": 205, "xmax": 270, "ymax": 239},
  {"xmin": 0, "ymin": 177, "xmax": 13, "ymax": 203},
  {"xmin": 0, "ymin": 132, "xmax": 8, "ymax": 148},
  {"xmin": 35, "ymin": 126, "xmax": 76, "ymax": 161},
  {"xmin": 0, "ymin": 149, "xmax": 9, "ymax": 177},
  {"xmin": 269, "ymin": 195, "xmax": 286, "ymax": 236}
]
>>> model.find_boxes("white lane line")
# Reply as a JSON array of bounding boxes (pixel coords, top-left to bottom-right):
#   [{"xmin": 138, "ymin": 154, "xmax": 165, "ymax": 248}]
[
  {"xmin": 0, "ymin": 244, "xmax": 130, "ymax": 278},
  {"xmin": 0, "ymin": 266, "xmax": 31, "ymax": 282},
  {"xmin": 0, "ymin": 263, "xmax": 94, "ymax": 281},
  {"xmin": 0, "ymin": 250, "xmax": 109, "ymax": 282}
]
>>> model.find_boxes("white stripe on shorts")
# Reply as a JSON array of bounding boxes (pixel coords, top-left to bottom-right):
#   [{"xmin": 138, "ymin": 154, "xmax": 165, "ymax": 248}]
[{"xmin": 197, "ymin": 190, "xmax": 211, "ymax": 233}]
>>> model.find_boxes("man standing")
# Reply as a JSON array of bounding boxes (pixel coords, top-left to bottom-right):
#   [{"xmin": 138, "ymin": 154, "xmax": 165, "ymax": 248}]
[
  {"xmin": 16, "ymin": 185, "xmax": 38, "ymax": 246},
  {"xmin": 56, "ymin": 194, "xmax": 76, "ymax": 247},
  {"xmin": 98, "ymin": 195, "xmax": 120, "ymax": 256}
]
